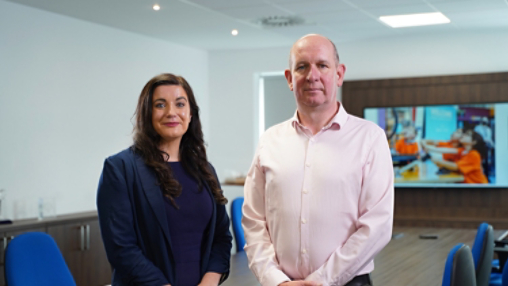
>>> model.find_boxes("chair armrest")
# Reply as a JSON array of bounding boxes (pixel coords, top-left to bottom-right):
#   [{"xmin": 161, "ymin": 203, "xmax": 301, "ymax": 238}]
[
  {"xmin": 494, "ymin": 247, "xmax": 508, "ymax": 273},
  {"xmin": 494, "ymin": 239, "xmax": 508, "ymax": 247}
]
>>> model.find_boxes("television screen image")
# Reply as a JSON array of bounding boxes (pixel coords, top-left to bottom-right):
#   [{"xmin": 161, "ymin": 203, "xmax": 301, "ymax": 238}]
[{"xmin": 364, "ymin": 103, "xmax": 508, "ymax": 187}]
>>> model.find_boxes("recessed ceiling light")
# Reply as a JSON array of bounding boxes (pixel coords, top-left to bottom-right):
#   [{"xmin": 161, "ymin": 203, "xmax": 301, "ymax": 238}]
[
  {"xmin": 379, "ymin": 12, "xmax": 450, "ymax": 28},
  {"xmin": 152, "ymin": 4, "xmax": 160, "ymax": 11},
  {"xmin": 231, "ymin": 29, "xmax": 239, "ymax": 36}
]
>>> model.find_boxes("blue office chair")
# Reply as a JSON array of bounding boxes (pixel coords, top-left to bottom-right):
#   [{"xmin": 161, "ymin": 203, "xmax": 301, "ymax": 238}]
[
  {"xmin": 472, "ymin": 223, "xmax": 494, "ymax": 286},
  {"xmin": 5, "ymin": 232, "xmax": 76, "ymax": 286},
  {"xmin": 502, "ymin": 260, "xmax": 508, "ymax": 286},
  {"xmin": 442, "ymin": 243, "xmax": 477, "ymax": 286},
  {"xmin": 491, "ymin": 249, "xmax": 508, "ymax": 286},
  {"xmin": 231, "ymin": 197, "xmax": 245, "ymax": 252}
]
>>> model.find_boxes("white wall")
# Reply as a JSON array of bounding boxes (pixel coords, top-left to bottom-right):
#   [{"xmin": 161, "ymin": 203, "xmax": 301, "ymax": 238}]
[
  {"xmin": 0, "ymin": 1, "xmax": 209, "ymax": 219},
  {"xmin": 207, "ymin": 29, "xmax": 508, "ymax": 207}
]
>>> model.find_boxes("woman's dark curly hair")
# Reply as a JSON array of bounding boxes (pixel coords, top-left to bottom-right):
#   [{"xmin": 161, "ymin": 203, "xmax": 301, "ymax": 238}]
[
  {"xmin": 132, "ymin": 73, "xmax": 227, "ymax": 207},
  {"xmin": 466, "ymin": 129, "xmax": 488, "ymax": 160}
]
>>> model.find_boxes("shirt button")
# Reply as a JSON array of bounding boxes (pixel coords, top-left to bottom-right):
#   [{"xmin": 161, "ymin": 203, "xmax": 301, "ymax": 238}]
[
  {"xmin": 302, "ymin": 219, "xmax": 307, "ymax": 224},
  {"xmin": 302, "ymin": 249, "xmax": 307, "ymax": 254},
  {"xmin": 305, "ymin": 162, "xmax": 310, "ymax": 167},
  {"xmin": 303, "ymin": 189, "xmax": 308, "ymax": 194}
]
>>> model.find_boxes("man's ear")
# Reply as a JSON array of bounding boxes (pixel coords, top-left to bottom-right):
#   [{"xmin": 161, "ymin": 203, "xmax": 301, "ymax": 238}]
[
  {"xmin": 336, "ymin": 64, "xmax": 346, "ymax": 87},
  {"xmin": 284, "ymin": 69, "xmax": 293, "ymax": 91}
]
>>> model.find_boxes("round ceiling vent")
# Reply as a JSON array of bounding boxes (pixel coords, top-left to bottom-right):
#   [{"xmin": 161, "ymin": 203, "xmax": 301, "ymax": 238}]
[{"xmin": 257, "ymin": 16, "xmax": 305, "ymax": 28}]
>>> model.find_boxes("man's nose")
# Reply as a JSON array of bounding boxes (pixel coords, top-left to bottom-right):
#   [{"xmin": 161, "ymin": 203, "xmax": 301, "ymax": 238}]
[{"xmin": 306, "ymin": 65, "xmax": 319, "ymax": 81}]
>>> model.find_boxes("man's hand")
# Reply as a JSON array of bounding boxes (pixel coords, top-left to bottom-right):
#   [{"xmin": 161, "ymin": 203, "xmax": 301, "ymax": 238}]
[{"xmin": 278, "ymin": 281, "xmax": 322, "ymax": 286}]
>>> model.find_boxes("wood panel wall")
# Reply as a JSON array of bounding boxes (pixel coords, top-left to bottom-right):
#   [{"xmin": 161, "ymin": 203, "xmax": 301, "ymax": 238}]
[{"xmin": 342, "ymin": 72, "xmax": 508, "ymax": 229}]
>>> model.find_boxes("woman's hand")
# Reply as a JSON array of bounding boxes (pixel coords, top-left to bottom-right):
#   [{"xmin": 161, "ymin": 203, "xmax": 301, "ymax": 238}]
[{"xmin": 197, "ymin": 272, "xmax": 222, "ymax": 286}]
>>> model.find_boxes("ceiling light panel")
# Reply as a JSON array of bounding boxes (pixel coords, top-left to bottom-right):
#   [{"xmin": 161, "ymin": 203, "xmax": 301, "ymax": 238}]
[{"xmin": 380, "ymin": 12, "xmax": 451, "ymax": 28}]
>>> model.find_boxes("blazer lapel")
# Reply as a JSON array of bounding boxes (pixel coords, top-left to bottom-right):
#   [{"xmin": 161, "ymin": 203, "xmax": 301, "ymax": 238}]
[{"xmin": 132, "ymin": 155, "xmax": 173, "ymax": 252}]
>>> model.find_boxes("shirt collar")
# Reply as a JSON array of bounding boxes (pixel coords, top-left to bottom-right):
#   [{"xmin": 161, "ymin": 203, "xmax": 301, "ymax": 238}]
[{"xmin": 291, "ymin": 102, "xmax": 349, "ymax": 131}]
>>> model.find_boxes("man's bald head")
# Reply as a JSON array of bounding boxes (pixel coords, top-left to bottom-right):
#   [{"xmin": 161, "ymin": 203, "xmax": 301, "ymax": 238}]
[{"xmin": 288, "ymin": 34, "xmax": 340, "ymax": 69}]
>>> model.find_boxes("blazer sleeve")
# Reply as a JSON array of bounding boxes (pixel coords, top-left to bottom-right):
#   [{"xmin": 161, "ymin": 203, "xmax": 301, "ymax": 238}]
[
  {"xmin": 206, "ymin": 164, "xmax": 233, "ymax": 284},
  {"xmin": 97, "ymin": 157, "xmax": 169, "ymax": 285}
]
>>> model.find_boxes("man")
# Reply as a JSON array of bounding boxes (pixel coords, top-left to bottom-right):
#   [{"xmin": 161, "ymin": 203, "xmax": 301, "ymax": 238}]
[
  {"xmin": 395, "ymin": 125, "xmax": 419, "ymax": 155},
  {"xmin": 242, "ymin": 34, "xmax": 394, "ymax": 286},
  {"xmin": 474, "ymin": 117, "xmax": 493, "ymax": 148}
]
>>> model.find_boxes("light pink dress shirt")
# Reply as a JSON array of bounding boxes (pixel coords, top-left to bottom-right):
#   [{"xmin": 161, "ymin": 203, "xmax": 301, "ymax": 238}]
[{"xmin": 242, "ymin": 103, "xmax": 394, "ymax": 286}]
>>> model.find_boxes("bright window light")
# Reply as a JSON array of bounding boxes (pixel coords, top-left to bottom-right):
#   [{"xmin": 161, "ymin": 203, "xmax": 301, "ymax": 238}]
[
  {"xmin": 380, "ymin": 12, "xmax": 450, "ymax": 28},
  {"xmin": 152, "ymin": 4, "xmax": 160, "ymax": 11}
]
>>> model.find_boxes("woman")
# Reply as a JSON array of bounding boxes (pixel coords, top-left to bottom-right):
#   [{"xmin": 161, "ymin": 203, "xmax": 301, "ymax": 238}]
[
  {"xmin": 430, "ymin": 129, "xmax": 488, "ymax": 184},
  {"xmin": 97, "ymin": 73, "xmax": 232, "ymax": 285}
]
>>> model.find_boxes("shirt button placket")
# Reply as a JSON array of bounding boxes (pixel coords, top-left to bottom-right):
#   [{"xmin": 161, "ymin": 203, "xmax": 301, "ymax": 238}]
[{"xmin": 301, "ymin": 137, "xmax": 313, "ymax": 266}]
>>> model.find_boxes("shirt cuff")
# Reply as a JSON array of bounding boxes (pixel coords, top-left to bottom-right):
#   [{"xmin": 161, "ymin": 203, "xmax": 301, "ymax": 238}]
[
  {"xmin": 261, "ymin": 268, "xmax": 291, "ymax": 286},
  {"xmin": 305, "ymin": 271, "xmax": 325, "ymax": 285}
]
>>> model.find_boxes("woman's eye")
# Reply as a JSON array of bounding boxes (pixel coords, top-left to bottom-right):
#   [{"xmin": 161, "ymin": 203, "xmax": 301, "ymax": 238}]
[
  {"xmin": 176, "ymin": 102, "xmax": 185, "ymax": 108},
  {"xmin": 155, "ymin": 103, "xmax": 165, "ymax": 108}
]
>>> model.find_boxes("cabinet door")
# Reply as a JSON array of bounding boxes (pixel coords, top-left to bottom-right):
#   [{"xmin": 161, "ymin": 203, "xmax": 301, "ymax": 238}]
[
  {"xmin": 48, "ymin": 220, "xmax": 111, "ymax": 286},
  {"xmin": 47, "ymin": 222, "xmax": 84, "ymax": 284},
  {"xmin": 80, "ymin": 220, "xmax": 112, "ymax": 286},
  {"xmin": 0, "ymin": 227, "xmax": 46, "ymax": 286}
]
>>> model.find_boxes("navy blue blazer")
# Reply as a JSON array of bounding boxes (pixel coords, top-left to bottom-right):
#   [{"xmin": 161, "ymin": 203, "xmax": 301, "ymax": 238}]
[{"xmin": 97, "ymin": 148, "xmax": 232, "ymax": 285}]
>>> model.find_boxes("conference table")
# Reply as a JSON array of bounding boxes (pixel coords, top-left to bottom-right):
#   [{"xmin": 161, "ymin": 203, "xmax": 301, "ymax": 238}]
[{"xmin": 223, "ymin": 227, "xmax": 507, "ymax": 286}]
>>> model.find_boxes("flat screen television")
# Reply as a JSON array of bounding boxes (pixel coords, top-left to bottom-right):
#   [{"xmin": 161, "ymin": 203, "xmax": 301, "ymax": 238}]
[{"xmin": 364, "ymin": 103, "xmax": 508, "ymax": 187}]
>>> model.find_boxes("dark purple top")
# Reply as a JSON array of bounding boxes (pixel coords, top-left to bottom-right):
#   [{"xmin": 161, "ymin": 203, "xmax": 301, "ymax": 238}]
[{"xmin": 164, "ymin": 162, "xmax": 213, "ymax": 286}]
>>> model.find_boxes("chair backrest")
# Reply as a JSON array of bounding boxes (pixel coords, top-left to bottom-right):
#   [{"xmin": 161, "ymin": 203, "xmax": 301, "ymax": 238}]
[
  {"xmin": 442, "ymin": 243, "xmax": 477, "ymax": 286},
  {"xmin": 502, "ymin": 260, "xmax": 508, "ymax": 286},
  {"xmin": 472, "ymin": 222, "xmax": 494, "ymax": 286},
  {"xmin": 5, "ymin": 232, "xmax": 76, "ymax": 286},
  {"xmin": 231, "ymin": 197, "xmax": 245, "ymax": 252}
]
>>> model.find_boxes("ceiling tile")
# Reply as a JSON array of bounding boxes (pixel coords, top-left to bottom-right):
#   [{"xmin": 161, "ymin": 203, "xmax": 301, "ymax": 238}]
[
  {"xmin": 271, "ymin": 0, "xmax": 353, "ymax": 15},
  {"xmin": 303, "ymin": 9, "xmax": 374, "ymax": 24},
  {"xmin": 220, "ymin": 4, "xmax": 290, "ymax": 20},
  {"xmin": 5, "ymin": 0, "xmax": 507, "ymax": 50},
  {"xmin": 349, "ymin": 0, "xmax": 426, "ymax": 9},
  {"xmin": 446, "ymin": 8, "xmax": 508, "ymax": 24},
  {"xmin": 268, "ymin": 24, "xmax": 335, "ymax": 40},
  {"xmin": 430, "ymin": 0, "xmax": 508, "ymax": 13},
  {"xmin": 186, "ymin": 0, "xmax": 267, "ymax": 9},
  {"xmin": 323, "ymin": 21, "xmax": 392, "ymax": 32},
  {"xmin": 366, "ymin": 3, "xmax": 437, "ymax": 17}
]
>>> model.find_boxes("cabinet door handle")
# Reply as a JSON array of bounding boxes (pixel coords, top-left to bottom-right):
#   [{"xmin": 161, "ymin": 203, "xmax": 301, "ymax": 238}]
[
  {"xmin": 80, "ymin": 225, "xmax": 85, "ymax": 251},
  {"xmin": 85, "ymin": 224, "xmax": 90, "ymax": 250},
  {"xmin": 3, "ymin": 237, "xmax": 7, "ymax": 250}
]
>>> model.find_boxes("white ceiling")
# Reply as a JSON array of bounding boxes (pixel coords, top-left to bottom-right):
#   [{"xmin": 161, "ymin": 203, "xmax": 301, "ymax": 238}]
[{"xmin": 5, "ymin": 0, "xmax": 508, "ymax": 50}]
